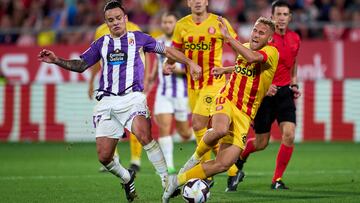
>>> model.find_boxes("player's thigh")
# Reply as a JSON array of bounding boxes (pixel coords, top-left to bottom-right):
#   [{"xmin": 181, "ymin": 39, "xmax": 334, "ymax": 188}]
[
  {"xmin": 254, "ymin": 96, "xmax": 276, "ymax": 134},
  {"xmin": 131, "ymin": 115, "xmax": 152, "ymax": 145},
  {"xmin": 155, "ymin": 113, "xmax": 173, "ymax": 136},
  {"xmin": 154, "ymin": 94, "xmax": 174, "ymax": 115},
  {"xmin": 96, "ymin": 137, "xmax": 119, "ymax": 159},
  {"xmin": 175, "ymin": 120, "xmax": 191, "ymax": 138},
  {"xmin": 94, "ymin": 108, "xmax": 125, "ymax": 139},
  {"xmin": 173, "ymin": 97, "xmax": 190, "ymax": 122},
  {"xmin": 210, "ymin": 95, "xmax": 232, "ymax": 138},
  {"xmin": 219, "ymin": 103, "xmax": 251, "ymax": 150}
]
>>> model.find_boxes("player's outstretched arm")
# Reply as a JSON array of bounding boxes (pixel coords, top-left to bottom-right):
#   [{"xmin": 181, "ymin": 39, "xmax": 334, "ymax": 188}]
[
  {"xmin": 164, "ymin": 46, "xmax": 201, "ymax": 80},
  {"xmin": 38, "ymin": 49, "xmax": 88, "ymax": 73},
  {"xmin": 218, "ymin": 17, "xmax": 263, "ymax": 63}
]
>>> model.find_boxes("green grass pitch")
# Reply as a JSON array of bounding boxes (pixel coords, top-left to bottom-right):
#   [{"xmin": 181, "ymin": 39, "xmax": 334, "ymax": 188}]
[{"xmin": 1, "ymin": 142, "xmax": 360, "ymax": 203}]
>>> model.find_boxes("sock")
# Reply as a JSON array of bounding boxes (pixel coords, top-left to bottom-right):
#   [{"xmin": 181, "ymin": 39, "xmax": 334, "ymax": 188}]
[
  {"xmin": 178, "ymin": 164, "xmax": 207, "ymax": 185},
  {"xmin": 130, "ymin": 133, "xmax": 142, "ymax": 166},
  {"xmin": 195, "ymin": 139, "xmax": 212, "ymax": 160},
  {"xmin": 212, "ymin": 143, "xmax": 219, "ymax": 155},
  {"xmin": 272, "ymin": 144, "xmax": 294, "ymax": 183},
  {"xmin": 240, "ymin": 138, "xmax": 256, "ymax": 161},
  {"xmin": 106, "ymin": 159, "xmax": 130, "ymax": 183},
  {"xmin": 194, "ymin": 128, "xmax": 212, "ymax": 162},
  {"xmin": 158, "ymin": 136, "xmax": 174, "ymax": 169},
  {"xmin": 143, "ymin": 140, "xmax": 168, "ymax": 178},
  {"xmin": 227, "ymin": 164, "xmax": 239, "ymax": 176}
]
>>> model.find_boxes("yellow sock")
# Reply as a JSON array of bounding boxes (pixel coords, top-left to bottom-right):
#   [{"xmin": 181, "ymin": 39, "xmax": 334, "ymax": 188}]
[
  {"xmin": 114, "ymin": 146, "xmax": 119, "ymax": 157},
  {"xmin": 195, "ymin": 139, "xmax": 212, "ymax": 160},
  {"xmin": 178, "ymin": 164, "xmax": 207, "ymax": 185},
  {"xmin": 227, "ymin": 164, "xmax": 238, "ymax": 176},
  {"xmin": 130, "ymin": 133, "xmax": 142, "ymax": 165},
  {"xmin": 194, "ymin": 128, "xmax": 207, "ymax": 144},
  {"xmin": 212, "ymin": 143, "xmax": 219, "ymax": 156},
  {"xmin": 194, "ymin": 128, "xmax": 212, "ymax": 162}
]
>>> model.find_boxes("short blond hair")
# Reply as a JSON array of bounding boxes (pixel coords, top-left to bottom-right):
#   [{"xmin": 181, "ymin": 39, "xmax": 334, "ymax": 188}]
[{"xmin": 255, "ymin": 17, "xmax": 275, "ymax": 33}]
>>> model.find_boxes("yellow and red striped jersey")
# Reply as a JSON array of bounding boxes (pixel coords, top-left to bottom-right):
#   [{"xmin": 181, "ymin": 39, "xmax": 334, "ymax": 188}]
[
  {"xmin": 220, "ymin": 43, "xmax": 279, "ymax": 119},
  {"xmin": 172, "ymin": 14, "xmax": 237, "ymax": 90},
  {"xmin": 94, "ymin": 21, "xmax": 141, "ymax": 40}
]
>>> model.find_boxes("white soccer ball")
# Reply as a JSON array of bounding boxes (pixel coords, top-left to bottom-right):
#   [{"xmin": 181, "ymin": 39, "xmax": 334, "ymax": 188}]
[{"xmin": 182, "ymin": 178, "xmax": 210, "ymax": 203}]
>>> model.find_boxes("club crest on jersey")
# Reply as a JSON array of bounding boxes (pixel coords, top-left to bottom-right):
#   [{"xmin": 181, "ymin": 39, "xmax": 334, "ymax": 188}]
[
  {"xmin": 128, "ymin": 37, "xmax": 135, "ymax": 46},
  {"xmin": 204, "ymin": 95, "xmax": 213, "ymax": 105},
  {"xmin": 208, "ymin": 26, "xmax": 216, "ymax": 34},
  {"xmin": 107, "ymin": 49, "xmax": 127, "ymax": 65}
]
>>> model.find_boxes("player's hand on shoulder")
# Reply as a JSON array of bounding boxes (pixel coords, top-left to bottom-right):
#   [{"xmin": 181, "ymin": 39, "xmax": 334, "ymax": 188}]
[
  {"xmin": 38, "ymin": 49, "xmax": 57, "ymax": 63},
  {"xmin": 266, "ymin": 84, "xmax": 278, "ymax": 96}
]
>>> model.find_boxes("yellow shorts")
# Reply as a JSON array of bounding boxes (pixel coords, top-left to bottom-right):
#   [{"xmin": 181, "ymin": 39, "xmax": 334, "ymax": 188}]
[
  {"xmin": 188, "ymin": 84, "xmax": 223, "ymax": 117},
  {"xmin": 211, "ymin": 94, "xmax": 251, "ymax": 149}
]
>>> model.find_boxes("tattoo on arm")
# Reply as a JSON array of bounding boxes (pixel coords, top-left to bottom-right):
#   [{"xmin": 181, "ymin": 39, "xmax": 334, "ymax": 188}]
[{"xmin": 54, "ymin": 58, "xmax": 88, "ymax": 73}]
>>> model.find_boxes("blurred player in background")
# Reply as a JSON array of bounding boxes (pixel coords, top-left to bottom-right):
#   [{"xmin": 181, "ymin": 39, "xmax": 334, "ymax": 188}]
[
  {"xmin": 162, "ymin": 16, "xmax": 278, "ymax": 202},
  {"xmin": 235, "ymin": 0, "xmax": 301, "ymax": 190},
  {"xmin": 163, "ymin": 0, "xmax": 240, "ymax": 191},
  {"xmin": 38, "ymin": 1, "xmax": 201, "ymax": 201},
  {"xmin": 147, "ymin": 12, "xmax": 193, "ymax": 174},
  {"xmin": 88, "ymin": 4, "xmax": 145, "ymax": 173}
]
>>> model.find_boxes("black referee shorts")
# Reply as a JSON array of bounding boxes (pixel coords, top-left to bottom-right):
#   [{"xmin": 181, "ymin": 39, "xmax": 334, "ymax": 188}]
[{"xmin": 253, "ymin": 85, "xmax": 296, "ymax": 134}]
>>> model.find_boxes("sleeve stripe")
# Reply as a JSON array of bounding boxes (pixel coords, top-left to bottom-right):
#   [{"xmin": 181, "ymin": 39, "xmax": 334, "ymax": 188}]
[
  {"xmin": 154, "ymin": 42, "xmax": 165, "ymax": 54},
  {"xmin": 257, "ymin": 50, "xmax": 268, "ymax": 63}
]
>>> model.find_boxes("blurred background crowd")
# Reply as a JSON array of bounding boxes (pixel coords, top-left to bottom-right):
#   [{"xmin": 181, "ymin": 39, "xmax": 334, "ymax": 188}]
[{"xmin": 0, "ymin": 0, "xmax": 360, "ymax": 46}]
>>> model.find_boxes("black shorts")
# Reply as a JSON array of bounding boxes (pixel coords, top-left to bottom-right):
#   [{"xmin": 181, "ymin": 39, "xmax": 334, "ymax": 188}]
[{"xmin": 253, "ymin": 85, "xmax": 296, "ymax": 134}]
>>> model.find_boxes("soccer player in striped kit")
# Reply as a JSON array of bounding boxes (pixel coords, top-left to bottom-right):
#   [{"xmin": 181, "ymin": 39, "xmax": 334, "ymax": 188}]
[
  {"xmin": 235, "ymin": 0, "xmax": 301, "ymax": 190},
  {"xmin": 38, "ymin": 1, "xmax": 201, "ymax": 202},
  {"xmin": 147, "ymin": 12, "xmax": 193, "ymax": 175},
  {"xmin": 88, "ymin": 6, "xmax": 145, "ymax": 173},
  {"xmin": 163, "ymin": 0, "xmax": 240, "ymax": 191},
  {"xmin": 162, "ymin": 16, "xmax": 278, "ymax": 202}
]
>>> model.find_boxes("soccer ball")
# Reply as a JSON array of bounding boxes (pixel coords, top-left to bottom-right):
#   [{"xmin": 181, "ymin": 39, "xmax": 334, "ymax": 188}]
[{"xmin": 182, "ymin": 178, "xmax": 210, "ymax": 203}]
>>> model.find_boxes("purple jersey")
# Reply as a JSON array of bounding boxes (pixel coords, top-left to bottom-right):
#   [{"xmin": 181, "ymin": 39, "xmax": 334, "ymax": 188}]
[
  {"xmin": 81, "ymin": 31, "xmax": 165, "ymax": 96},
  {"xmin": 156, "ymin": 35, "xmax": 187, "ymax": 98}
]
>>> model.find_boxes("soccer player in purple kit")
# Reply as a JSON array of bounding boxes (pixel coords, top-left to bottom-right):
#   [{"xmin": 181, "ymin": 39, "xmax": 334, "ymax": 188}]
[{"xmin": 38, "ymin": 1, "xmax": 201, "ymax": 202}]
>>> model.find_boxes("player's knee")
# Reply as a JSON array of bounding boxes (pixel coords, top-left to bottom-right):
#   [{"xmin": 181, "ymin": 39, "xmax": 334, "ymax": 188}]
[
  {"xmin": 282, "ymin": 131, "xmax": 295, "ymax": 145},
  {"xmin": 213, "ymin": 127, "xmax": 228, "ymax": 138},
  {"xmin": 256, "ymin": 139, "xmax": 269, "ymax": 150},
  {"xmin": 98, "ymin": 152, "xmax": 113, "ymax": 165},
  {"xmin": 177, "ymin": 128, "xmax": 192, "ymax": 139},
  {"xmin": 192, "ymin": 120, "xmax": 204, "ymax": 132},
  {"xmin": 134, "ymin": 131, "xmax": 152, "ymax": 145}
]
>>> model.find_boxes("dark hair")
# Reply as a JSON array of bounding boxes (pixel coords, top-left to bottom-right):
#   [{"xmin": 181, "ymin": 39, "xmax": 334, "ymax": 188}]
[
  {"xmin": 271, "ymin": 0, "xmax": 291, "ymax": 14},
  {"xmin": 162, "ymin": 11, "xmax": 180, "ymax": 20},
  {"xmin": 103, "ymin": 0, "xmax": 126, "ymax": 14}
]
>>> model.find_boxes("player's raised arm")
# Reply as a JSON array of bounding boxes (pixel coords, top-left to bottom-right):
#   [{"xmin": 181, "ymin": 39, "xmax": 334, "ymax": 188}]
[
  {"xmin": 38, "ymin": 49, "xmax": 89, "ymax": 73},
  {"xmin": 218, "ymin": 17, "xmax": 274, "ymax": 63}
]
